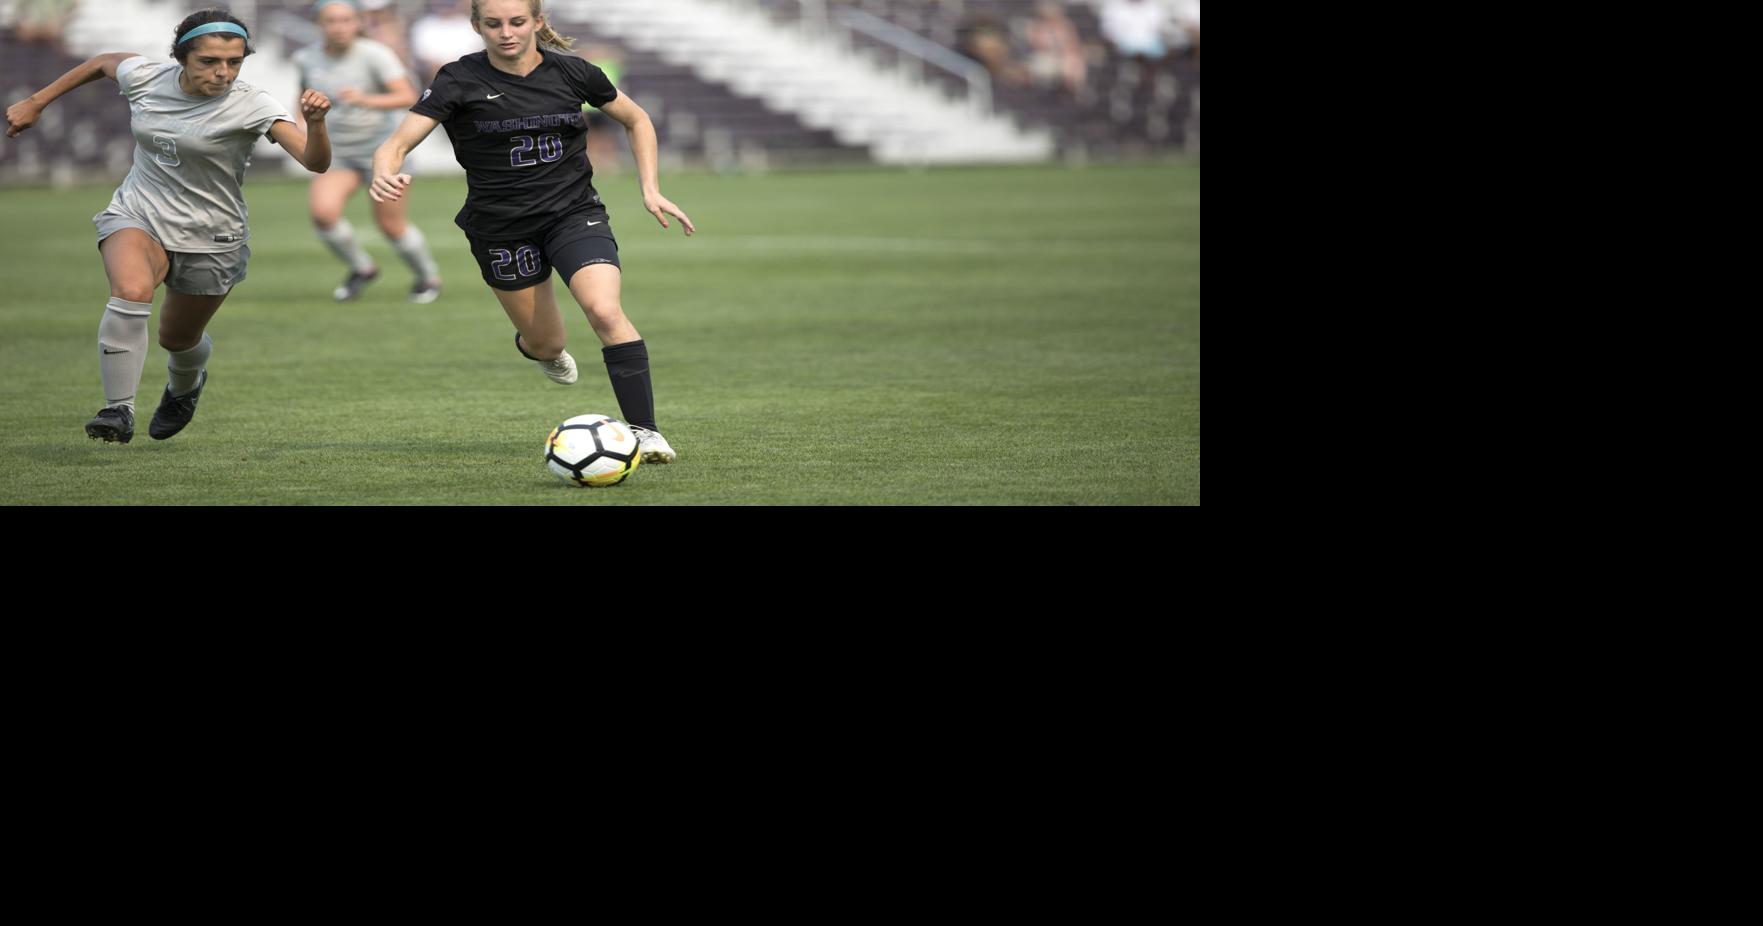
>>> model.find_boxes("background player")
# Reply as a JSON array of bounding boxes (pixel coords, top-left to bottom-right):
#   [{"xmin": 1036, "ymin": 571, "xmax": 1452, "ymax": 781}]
[{"xmin": 297, "ymin": 0, "xmax": 442, "ymax": 303}]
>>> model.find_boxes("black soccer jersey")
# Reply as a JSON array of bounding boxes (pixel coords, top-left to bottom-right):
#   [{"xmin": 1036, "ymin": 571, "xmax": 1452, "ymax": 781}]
[{"xmin": 411, "ymin": 51, "xmax": 618, "ymax": 239}]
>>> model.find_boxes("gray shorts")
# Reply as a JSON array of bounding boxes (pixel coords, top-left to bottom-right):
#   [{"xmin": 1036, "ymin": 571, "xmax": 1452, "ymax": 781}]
[
  {"xmin": 329, "ymin": 140, "xmax": 380, "ymax": 181},
  {"xmin": 94, "ymin": 211, "xmax": 249, "ymax": 296}
]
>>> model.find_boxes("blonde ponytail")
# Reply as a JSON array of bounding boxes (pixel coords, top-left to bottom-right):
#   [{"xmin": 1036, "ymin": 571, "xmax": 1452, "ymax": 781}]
[{"xmin": 537, "ymin": 22, "xmax": 576, "ymax": 51}]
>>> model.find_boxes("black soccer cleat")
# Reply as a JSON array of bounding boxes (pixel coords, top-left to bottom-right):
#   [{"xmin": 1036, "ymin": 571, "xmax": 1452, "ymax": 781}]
[
  {"xmin": 333, "ymin": 267, "xmax": 380, "ymax": 302},
  {"xmin": 149, "ymin": 370, "xmax": 207, "ymax": 440},
  {"xmin": 85, "ymin": 406, "xmax": 135, "ymax": 444}
]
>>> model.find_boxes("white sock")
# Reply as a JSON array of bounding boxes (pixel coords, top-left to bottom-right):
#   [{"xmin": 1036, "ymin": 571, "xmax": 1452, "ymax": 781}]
[
  {"xmin": 167, "ymin": 332, "xmax": 212, "ymax": 397},
  {"xmin": 98, "ymin": 296, "xmax": 152, "ymax": 410},
  {"xmin": 391, "ymin": 226, "xmax": 440, "ymax": 282},
  {"xmin": 317, "ymin": 219, "xmax": 376, "ymax": 274}
]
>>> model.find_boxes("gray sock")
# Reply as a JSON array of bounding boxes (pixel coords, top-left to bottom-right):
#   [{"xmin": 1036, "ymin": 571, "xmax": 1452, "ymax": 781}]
[
  {"xmin": 391, "ymin": 226, "xmax": 440, "ymax": 282},
  {"xmin": 317, "ymin": 219, "xmax": 376, "ymax": 274},
  {"xmin": 98, "ymin": 296, "xmax": 152, "ymax": 410},
  {"xmin": 167, "ymin": 332, "xmax": 212, "ymax": 397}
]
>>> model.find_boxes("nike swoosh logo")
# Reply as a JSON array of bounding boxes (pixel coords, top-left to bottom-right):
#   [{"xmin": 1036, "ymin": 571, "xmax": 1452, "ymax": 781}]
[
  {"xmin": 586, "ymin": 221, "xmax": 602, "ymax": 226},
  {"xmin": 487, "ymin": 92, "xmax": 505, "ymax": 99},
  {"xmin": 102, "ymin": 348, "xmax": 128, "ymax": 354}
]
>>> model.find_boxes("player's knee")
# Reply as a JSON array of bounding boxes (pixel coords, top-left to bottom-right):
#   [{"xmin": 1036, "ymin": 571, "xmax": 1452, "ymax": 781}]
[
  {"xmin": 582, "ymin": 301, "xmax": 625, "ymax": 329},
  {"xmin": 110, "ymin": 282, "xmax": 156, "ymax": 304},
  {"xmin": 158, "ymin": 332, "xmax": 199, "ymax": 352}
]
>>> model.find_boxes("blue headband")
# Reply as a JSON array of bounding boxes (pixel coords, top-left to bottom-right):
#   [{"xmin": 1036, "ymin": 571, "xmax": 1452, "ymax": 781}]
[{"xmin": 178, "ymin": 22, "xmax": 249, "ymax": 46}]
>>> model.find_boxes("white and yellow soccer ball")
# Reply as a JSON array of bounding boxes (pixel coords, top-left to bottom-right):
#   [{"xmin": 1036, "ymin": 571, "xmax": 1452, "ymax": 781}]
[{"xmin": 545, "ymin": 414, "xmax": 642, "ymax": 487}]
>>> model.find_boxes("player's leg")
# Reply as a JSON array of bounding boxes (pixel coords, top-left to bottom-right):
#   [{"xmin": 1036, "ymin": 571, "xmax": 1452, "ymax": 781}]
[
  {"xmin": 146, "ymin": 240, "xmax": 247, "ymax": 440},
  {"xmin": 88, "ymin": 227, "xmax": 169, "ymax": 442},
  {"xmin": 563, "ymin": 262, "xmax": 640, "ymax": 346},
  {"xmin": 468, "ymin": 233, "xmax": 576, "ymax": 383},
  {"xmin": 561, "ymin": 258, "xmax": 672, "ymax": 461},
  {"xmin": 370, "ymin": 188, "xmax": 441, "ymax": 303},
  {"xmin": 492, "ymin": 281, "xmax": 578, "ymax": 384},
  {"xmin": 148, "ymin": 288, "xmax": 226, "ymax": 440},
  {"xmin": 311, "ymin": 169, "xmax": 379, "ymax": 301}
]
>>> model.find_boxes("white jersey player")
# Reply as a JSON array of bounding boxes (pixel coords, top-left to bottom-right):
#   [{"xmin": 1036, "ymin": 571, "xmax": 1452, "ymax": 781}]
[
  {"xmin": 296, "ymin": 1, "xmax": 442, "ymax": 303},
  {"xmin": 3, "ymin": 11, "xmax": 333, "ymax": 444}
]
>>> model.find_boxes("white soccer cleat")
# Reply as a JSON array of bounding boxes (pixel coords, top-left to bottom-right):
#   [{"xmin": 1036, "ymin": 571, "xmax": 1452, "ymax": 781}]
[
  {"xmin": 630, "ymin": 426, "xmax": 676, "ymax": 463},
  {"xmin": 536, "ymin": 349, "xmax": 578, "ymax": 385}
]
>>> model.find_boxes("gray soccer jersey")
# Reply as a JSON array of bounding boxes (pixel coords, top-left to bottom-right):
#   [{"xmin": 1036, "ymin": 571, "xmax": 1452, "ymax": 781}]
[
  {"xmin": 101, "ymin": 57, "xmax": 290, "ymax": 253},
  {"xmin": 294, "ymin": 39, "xmax": 406, "ymax": 158}
]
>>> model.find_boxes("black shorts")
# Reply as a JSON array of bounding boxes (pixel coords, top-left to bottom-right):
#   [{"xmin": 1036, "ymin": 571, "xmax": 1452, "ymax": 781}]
[{"xmin": 464, "ymin": 206, "xmax": 620, "ymax": 291}]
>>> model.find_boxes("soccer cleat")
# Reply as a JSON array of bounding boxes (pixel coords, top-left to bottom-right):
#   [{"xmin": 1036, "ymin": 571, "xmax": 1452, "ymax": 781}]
[
  {"xmin": 333, "ymin": 267, "xmax": 380, "ymax": 301},
  {"xmin": 85, "ymin": 406, "xmax": 135, "ymax": 444},
  {"xmin": 630, "ymin": 425, "xmax": 676, "ymax": 463},
  {"xmin": 517, "ymin": 333, "xmax": 578, "ymax": 384},
  {"xmin": 537, "ymin": 350, "xmax": 578, "ymax": 384},
  {"xmin": 149, "ymin": 370, "xmax": 207, "ymax": 440},
  {"xmin": 408, "ymin": 278, "xmax": 442, "ymax": 304}
]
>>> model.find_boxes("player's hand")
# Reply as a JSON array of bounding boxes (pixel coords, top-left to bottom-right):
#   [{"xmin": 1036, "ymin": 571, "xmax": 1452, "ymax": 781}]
[
  {"xmin": 644, "ymin": 192, "xmax": 695, "ymax": 236},
  {"xmin": 5, "ymin": 98, "xmax": 44, "ymax": 138},
  {"xmin": 300, "ymin": 90, "xmax": 332, "ymax": 123},
  {"xmin": 370, "ymin": 171, "xmax": 412, "ymax": 203}
]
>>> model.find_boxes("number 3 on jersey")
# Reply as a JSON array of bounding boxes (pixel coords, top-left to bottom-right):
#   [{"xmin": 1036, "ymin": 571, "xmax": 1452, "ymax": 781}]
[
  {"xmin": 152, "ymin": 135, "xmax": 180, "ymax": 167},
  {"xmin": 510, "ymin": 134, "xmax": 564, "ymax": 167}
]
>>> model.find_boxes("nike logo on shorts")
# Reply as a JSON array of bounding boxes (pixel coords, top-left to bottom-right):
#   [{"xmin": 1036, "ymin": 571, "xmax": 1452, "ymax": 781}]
[
  {"xmin": 586, "ymin": 221, "xmax": 602, "ymax": 226},
  {"xmin": 487, "ymin": 92, "xmax": 505, "ymax": 99}
]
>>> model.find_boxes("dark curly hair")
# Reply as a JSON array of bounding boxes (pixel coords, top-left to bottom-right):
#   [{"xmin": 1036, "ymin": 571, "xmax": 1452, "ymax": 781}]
[{"xmin": 170, "ymin": 9, "xmax": 255, "ymax": 62}]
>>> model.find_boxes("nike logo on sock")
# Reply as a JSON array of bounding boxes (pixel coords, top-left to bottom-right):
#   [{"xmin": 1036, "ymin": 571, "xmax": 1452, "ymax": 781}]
[{"xmin": 102, "ymin": 348, "xmax": 128, "ymax": 354}]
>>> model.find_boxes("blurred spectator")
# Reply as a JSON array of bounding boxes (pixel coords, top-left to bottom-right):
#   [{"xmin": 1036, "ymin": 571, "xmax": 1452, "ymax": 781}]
[
  {"xmin": 411, "ymin": 0, "xmax": 481, "ymax": 84},
  {"xmin": 12, "ymin": 0, "xmax": 75, "ymax": 46},
  {"xmin": 361, "ymin": 0, "xmax": 415, "ymax": 71},
  {"xmin": 1025, "ymin": 2, "xmax": 1088, "ymax": 101},
  {"xmin": 958, "ymin": 12, "xmax": 1029, "ymax": 88}
]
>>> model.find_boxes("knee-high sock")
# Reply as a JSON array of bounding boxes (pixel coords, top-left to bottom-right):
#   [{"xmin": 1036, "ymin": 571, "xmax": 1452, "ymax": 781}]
[
  {"xmin": 391, "ymin": 226, "xmax": 440, "ymax": 282},
  {"xmin": 317, "ymin": 219, "xmax": 375, "ymax": 273},
  {"xmin": 602, "ymin": 339, "xmax": 656, "ymax": 431},
  {"xmin": 98, "ymin": 297, "xmax": 152, "ymax": 411},
  {"xmin": 167, "ymin": 332, "xmax": 212, "ymax": 397}
]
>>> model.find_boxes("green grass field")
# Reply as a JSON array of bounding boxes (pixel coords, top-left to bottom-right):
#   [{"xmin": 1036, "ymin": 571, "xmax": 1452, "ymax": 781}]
[{"xmin": 0, "ymin": 162, "xmax": 1199, "ymax": 505}]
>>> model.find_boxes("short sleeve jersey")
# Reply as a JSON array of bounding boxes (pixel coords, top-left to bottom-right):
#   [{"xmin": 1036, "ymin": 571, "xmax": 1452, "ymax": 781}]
[
  {"xmin": 410, "ymin": 51, "xmax": 617, "ymax": 239},
  {"xmin": 294, "ymin": 38, "xmax": 407, "ymax": 152},
  {"xmin": 104, "ymin": 56, "xmax": 291, "ymax": 253}
]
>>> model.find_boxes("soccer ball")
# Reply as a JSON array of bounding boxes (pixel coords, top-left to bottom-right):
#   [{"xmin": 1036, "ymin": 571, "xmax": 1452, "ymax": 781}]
[{"xmin": 545, "ymin": 414, "xmax": 642, "ymax": 487}]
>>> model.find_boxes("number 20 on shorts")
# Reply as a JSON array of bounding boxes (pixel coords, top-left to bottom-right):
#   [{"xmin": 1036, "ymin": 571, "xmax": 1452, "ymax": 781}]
[{"xmin": 490, "ymin": 246, "xmax": 541, "ymax": 281}]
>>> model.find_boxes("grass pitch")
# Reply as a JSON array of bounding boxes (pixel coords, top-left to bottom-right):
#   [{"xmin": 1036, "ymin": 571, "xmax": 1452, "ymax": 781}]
[{"xmin": 0, "ymin": 162, "xmax": 1199, "ymax": 505}]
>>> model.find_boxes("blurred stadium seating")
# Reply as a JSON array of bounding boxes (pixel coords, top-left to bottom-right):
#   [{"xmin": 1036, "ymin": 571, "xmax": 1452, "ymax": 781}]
[{"xmin": 3, "ymin": 0, "xmax": 1197, "ymax": 184}]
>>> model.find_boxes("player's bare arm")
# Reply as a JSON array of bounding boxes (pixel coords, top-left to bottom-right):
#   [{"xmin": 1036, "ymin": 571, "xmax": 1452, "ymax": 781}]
[
  {"xmin": 270, "ymin": 90, "xmax": 334, "ymax": 172},
  {"xmin": 6, "ymin": 52, "xmax": 141, "ymax": 138},
  {"xmin": 370, "ymin": 112, "xmax": 439, "ymax": 203},
  {"xmin": 599, "ymin": 92, "xmax": 694, "ymax": 235}
]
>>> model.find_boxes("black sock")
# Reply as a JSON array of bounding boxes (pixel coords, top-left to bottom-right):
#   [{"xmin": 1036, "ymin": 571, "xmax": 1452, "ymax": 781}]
[{"xmin": 602, "ymin": 339, "xmax": 657, "ymax": 430}]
